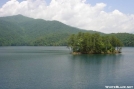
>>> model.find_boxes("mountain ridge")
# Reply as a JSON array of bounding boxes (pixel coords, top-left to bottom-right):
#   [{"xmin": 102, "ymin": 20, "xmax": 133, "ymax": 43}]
[
  {"xmin": 0, "ymin": 15, "xmax": 98, "ymax": 46},
  {"xmin": 0, "ymin": 15, "xmax": 134, "ymax": 46}
]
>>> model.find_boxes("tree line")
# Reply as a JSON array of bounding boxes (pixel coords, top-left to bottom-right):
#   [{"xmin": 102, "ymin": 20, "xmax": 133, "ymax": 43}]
[
  {"xmin": 1, "ymin": 15, "xmax": 134, "ymax": 47},
  {"xmin": 68, "ymin": 32, "xmax": 123, "ymax": 54},
  {"xmin": 111, "ymin": 33, "xmax": 134, "ymax": 47}
]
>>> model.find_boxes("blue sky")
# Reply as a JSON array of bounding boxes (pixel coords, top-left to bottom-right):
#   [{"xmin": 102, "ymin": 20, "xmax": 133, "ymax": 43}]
[
  {"xmin": 0, "ymin": 0, "xmax": 134, "ymax": 33},
  {"xmin": 87, "ymin": 0, "xmax": 134, "ymax": 14}
]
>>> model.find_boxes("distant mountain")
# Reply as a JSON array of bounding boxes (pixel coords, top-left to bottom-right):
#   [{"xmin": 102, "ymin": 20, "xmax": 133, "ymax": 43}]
[
  {"xmin": 110, "ymin": 33, "xmax": 134, "ymax": 46},
  {"xmin": 0, "ymin": 15, "xmax": 134, "ymax": 46},
  {"xmin": 0, "ymin": 17, "xmax": 24, "ymax": 46},
  {"xmin": 0, "ymin": 15, "xmax": 98, "ymax": 46}
]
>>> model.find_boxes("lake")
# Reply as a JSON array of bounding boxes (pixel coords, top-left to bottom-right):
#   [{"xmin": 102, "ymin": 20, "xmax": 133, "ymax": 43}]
[{"xmin": 0, "ymin": 46, "xmax": 134, "ymax": 89}]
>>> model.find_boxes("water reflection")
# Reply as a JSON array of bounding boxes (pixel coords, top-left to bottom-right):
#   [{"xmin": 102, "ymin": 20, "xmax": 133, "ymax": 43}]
[
  {"xmin": 0, "ymin": 47, "xmax": 134, "ymax": 89},
  {"xmin": 68, "ymin": 54, "xmax": 125, "ymax": 88}
]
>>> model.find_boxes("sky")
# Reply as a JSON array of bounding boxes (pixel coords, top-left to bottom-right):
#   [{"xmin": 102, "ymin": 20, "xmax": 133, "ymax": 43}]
[{"xmin": 0, "ymin": 0, "xmax": 134, "ymax": 33}]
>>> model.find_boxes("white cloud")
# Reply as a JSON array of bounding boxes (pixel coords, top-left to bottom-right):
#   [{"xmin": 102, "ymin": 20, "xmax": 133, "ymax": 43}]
[{"xmin": 0, "ymin": 0, "xmax": 134, "ymax": 33}]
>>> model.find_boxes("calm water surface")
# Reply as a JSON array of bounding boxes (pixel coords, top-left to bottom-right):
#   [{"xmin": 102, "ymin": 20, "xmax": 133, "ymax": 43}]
[{"xmin": 0, "ymin": 46, "xmax": 134, "ymax": 89}]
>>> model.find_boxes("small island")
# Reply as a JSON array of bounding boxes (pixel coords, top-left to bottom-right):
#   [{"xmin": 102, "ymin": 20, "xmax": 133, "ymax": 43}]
[{"xmin": 68, "ymin": 32, "xmax": 123, "ymax": 54}]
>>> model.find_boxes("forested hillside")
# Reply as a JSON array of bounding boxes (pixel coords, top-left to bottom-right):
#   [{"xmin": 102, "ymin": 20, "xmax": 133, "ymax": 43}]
[
  {"xmin": 0, "ymin": 19, "xmax": 24, "ymax": 46},
  {"xmin": 110, "ymin": 33, "xmax": 134, "ymax": 46},
  {"xmin": 0, "ymin": 15, "xmax": 134, "ymax": 46},
  {"xmin": 0, "ymin": 15, "xmax": 97, "ymax": 46}
]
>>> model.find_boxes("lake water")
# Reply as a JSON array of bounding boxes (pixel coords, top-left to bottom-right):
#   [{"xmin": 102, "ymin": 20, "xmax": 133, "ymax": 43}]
[{"xmin": 0, "ymin": 46, "xmax": 134, "ymax": 89}]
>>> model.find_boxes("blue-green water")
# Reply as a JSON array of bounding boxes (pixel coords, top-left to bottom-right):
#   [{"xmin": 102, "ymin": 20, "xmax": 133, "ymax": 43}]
[{"xmin": 0, "ymin": 46, "xmax": 134, "ymax": 89}]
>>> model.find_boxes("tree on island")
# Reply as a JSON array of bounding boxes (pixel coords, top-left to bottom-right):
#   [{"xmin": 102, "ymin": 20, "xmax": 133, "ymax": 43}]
[{"xmin": 68, "ymin": 32, "xmax": 123, "ymax": 54}]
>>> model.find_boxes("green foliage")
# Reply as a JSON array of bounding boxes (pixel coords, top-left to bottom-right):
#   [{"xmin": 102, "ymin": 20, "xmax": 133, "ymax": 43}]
[
  {"xmin": 0, "ymin": 15, "xmax": 98, "ymax": 46},
  {"xmin": 68, "ymin": 32, "xmax": 123, "ymax": 54},
  {"xmin": 0, "ymin": 15, "xmax": 134, "ymax": 47},
  {"xmin": 110, "ymin": 33, "xmax": 134, "ymax": 46}
]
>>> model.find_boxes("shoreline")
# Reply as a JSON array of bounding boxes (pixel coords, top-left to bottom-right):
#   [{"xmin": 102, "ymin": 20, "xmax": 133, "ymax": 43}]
[{"xmin": 71, "ymin": 51, "xmax": 121, "ymax": 55}]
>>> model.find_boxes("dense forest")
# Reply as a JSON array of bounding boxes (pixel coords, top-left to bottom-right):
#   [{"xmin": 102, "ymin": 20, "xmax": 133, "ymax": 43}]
[
  {"xmin": 0, "ymin": 15, "xmax": 98, "ymax": 46},
  {"xmin": 0, "ymin": 15, "xmax": 134, "ymax": 46},
  {"xmin": 110, "ymin": 33, "xmax": 134, "ymax": 47},
  {"xmin": 68, "ymin": 32, "xmax": 123, "ymax": 54}
]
